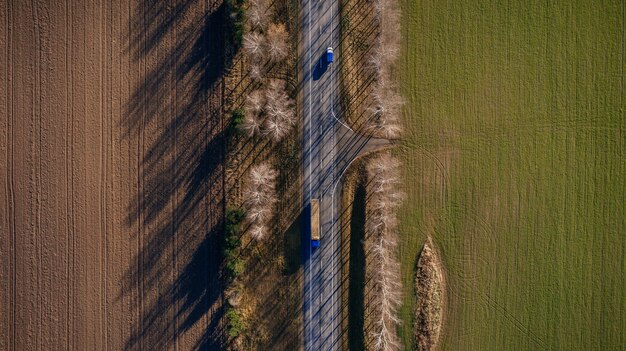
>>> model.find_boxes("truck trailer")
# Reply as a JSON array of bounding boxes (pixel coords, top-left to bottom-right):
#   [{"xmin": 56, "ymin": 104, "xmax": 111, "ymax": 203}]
[{"xmin": 311, "ymin": 199, "xmax": 320, "ymax": 248}]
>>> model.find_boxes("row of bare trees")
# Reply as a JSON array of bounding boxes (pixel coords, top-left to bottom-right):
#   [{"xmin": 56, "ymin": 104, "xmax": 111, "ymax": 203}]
[
  {"xmin": 242, "ymin": 162, "xmax": 278, "ymax": 240},
  {"xmin": 364, "ymin": 0, "xmax": 403, "ymax": 139},
  {"xmin": 241, "ymin": 0, "xmax": 295, "ymax": 142},
  {"xmin": 238, "ymin": 0, "xmax": 295, "ymax": 242},
  {"xmin": 366, "ymin": 153, "xmax": 404, "ymax": 351}
]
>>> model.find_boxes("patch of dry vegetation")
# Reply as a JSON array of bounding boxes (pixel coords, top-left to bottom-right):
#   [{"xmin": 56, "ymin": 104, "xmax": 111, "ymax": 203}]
[
  {"xmin": 340, "ymin": 0, "xmax": 403, "ymax": 138},
  {"xmin": 363, "ymin": 0, "xmax": 403, "ymax": 138},
  {"xmin": 414, "ymin": 237, "xmax": 445, "ymax": 351}
]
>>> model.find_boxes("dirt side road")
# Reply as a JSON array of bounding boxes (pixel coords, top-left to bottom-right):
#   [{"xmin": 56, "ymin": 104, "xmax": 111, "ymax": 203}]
[{"xmin": 1, "ymin": 0, "xmax": 226, "ymax": 349}]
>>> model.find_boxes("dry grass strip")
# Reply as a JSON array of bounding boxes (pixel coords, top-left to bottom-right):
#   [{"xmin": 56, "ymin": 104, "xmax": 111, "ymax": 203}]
[{"xmin": 415, "ymin": 237, "xmax": 445, "ymax": 351}]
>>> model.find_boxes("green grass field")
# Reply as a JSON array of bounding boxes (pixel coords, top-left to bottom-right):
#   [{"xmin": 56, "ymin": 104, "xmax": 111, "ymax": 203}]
[{"xmin": 396, "ymin": 1, "xmax": 625, "ymax": 350}]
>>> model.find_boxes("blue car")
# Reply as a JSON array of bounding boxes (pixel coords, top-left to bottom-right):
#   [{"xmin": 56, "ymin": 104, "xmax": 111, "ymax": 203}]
[{"xmin": 326, "ymin": 47, "xmax": 334, "ymax": 64}]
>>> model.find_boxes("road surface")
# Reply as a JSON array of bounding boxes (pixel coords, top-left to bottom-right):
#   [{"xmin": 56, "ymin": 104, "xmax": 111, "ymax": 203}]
[{"xmin": 300, "ymin": 0, "xmax": 389, "ymax": 349}]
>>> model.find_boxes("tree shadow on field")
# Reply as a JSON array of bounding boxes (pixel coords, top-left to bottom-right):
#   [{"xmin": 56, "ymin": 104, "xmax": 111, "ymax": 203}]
[{"xmin": 119, "ymin": 0, "xmax": 235, "ymax": 349}]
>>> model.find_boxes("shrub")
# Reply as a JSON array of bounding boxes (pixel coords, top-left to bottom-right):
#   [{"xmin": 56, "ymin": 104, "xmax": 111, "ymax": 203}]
[
  {"xmin": 232, "ymin": 8, "xmax": 245, "ymax": 46},
  {"xmin": 226, "ymin": 307, "xmax": 245, "ymax": 338},
  {"xmin": 224, "ymin": 207, "xmax": 244, "ymax": 278},
  {"xmin": 227, "ymin": 207, "xmax": 245, "ymax": 227},
  {"xmin": 229, "ymin": 109, "xmax": 246, "ymax": 136},
  {"xmin": 225, "ymin": 208, "xmax": 244, "ymax": 246},
  {"xmin": 226, "ymin": 257, "xmax": 245, "ymax": 279},
  {"xmin": 225, "ymin": 0, "xmax": 245, "ymax": 49},
  {"xmin": 225, "ymin": 233, "xmax": 242, "ymax": 253}
]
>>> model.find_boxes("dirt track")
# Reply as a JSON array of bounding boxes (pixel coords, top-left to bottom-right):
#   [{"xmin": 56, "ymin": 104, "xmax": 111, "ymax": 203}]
[{"xmin": 1, "ymin": 0, "xmax": 227, "ymax": 349}]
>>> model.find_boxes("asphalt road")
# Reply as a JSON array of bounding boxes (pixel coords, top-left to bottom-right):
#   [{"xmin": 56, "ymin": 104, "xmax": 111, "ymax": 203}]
[{"xmin": 300, "ymin": 0, "xmax": 389, "ymax": 349}]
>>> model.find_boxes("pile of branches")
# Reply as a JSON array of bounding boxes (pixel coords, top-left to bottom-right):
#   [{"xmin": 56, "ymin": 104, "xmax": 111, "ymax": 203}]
[
  {"xmin": 365, "ymin": 0, "xmax": 403, "ymax": 139},
  {"xmin": 242, "ymin": 162, "xmax": 278, "ymax": 240},
  {"xmin": 240, "ymin": 0, "xmax": 296, "ymax": 142},
  {"xmin": 366, "ymin": 153, "xmax": 404, "ymax": 351}
]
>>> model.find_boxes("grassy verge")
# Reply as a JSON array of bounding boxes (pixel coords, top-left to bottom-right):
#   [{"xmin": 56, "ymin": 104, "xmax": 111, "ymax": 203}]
[{"xmin": 397, "ymin": 1, "xmax": 625, "ymax": 350}]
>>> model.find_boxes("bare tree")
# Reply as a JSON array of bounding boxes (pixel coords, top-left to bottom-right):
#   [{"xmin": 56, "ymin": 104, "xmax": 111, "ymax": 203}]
[
  {"xmin": 248, "ymin": 224, "xmax": 267, "ymax": 241},
  {"xmin": 366, "ymin": 80, "xmax": 403, "ymax": 139},
  {"xmin": 248, "ymin": 61, "xmax": 265, "ymax": 81},
  {"xmin": 243, "ymin": 162, "xmax": 278, "ymax": 240},
  {"xmin": 262, "ymin": 79, "xmax": 296, "ymax": 141},
  {"xmin": 246, "ymin": 0, "xmax": 271, "ymax": 29},
  {"xmin": 266, "ymin": 23, "xmax": 289, "ymax": 63},
  {"xmin": 248, "ymin": 162, "xmax": 277, "ymax": 188},
  {"xmin": 366, "ymin": 152, "xmax": 403, "ymax": 351},
  {"xmin": 243, "ymin": 32, "xmax": 266, "ymax": 60},
  {"xmin": 245, "ymin": 89, "xmax": 265, "ymax": 116},
  {"xmin": 242, "ymin": 90, "xmax": 266, "ymax": 137},
  {"xmin": 242, "ymin": 112, "xmax": 263, "ymax": 137}
]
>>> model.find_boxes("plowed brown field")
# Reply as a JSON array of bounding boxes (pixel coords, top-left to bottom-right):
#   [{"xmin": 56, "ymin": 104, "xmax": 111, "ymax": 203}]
[{"xmin": 1, "ymin": 0, "xmax": 227, "ymax": 349}]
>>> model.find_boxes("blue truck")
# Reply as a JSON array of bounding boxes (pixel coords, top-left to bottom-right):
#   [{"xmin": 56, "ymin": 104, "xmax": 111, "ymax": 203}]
[{"xmin": 326, "ymin": 47, "xmax": 334, "ymax": 64}]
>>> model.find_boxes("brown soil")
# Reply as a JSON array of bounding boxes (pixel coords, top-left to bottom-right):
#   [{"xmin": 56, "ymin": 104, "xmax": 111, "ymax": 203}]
[
  {"xmin": 415, "ymin": 237, "xmax": 446, "ymax": 351},
  {"xmin": 1, "ymin": 1, "xmax": 229, "ymax": 349}
]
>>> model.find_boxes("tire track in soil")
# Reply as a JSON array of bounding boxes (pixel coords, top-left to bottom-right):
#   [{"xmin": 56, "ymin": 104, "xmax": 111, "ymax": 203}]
[
  {"xmin": 98, "ymin": 0, "xmax": 108, "ymax": 347},
  {"xmin": 13, "ymin": 2, "xmax": 38, "ymax": 349},
  {"xmin": 1, "ymin": 1, "xmax": 16, "ymax": 349},
  {"xmin": 137, "ymin": 0, "xmax": 145, "ymax": 347},
  {"xmin": 64, "ymin": 0, "xmax": 74, "ymax": 348},
  {"xmin": 4, "ymin": 1, "xmax": 13, "ymax": 349}
]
